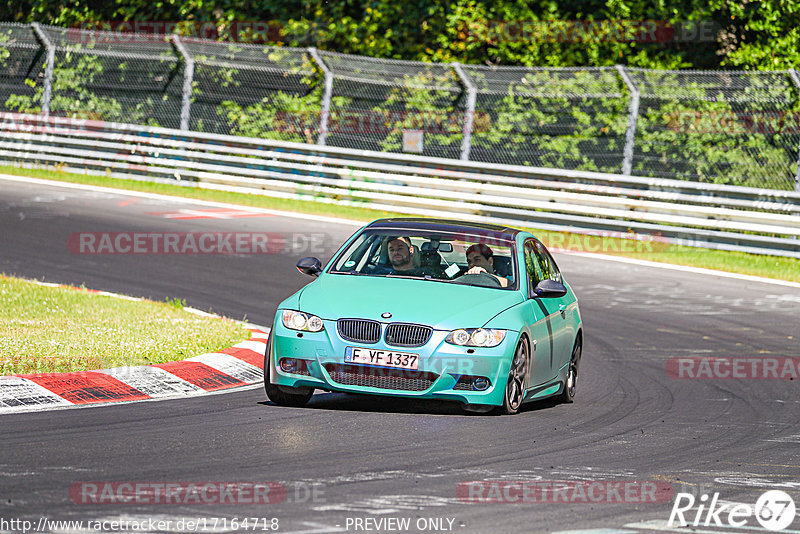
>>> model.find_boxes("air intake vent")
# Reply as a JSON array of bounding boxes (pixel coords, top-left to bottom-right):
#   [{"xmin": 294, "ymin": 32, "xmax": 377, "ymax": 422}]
[{"xmin": 324, "ymin": 364, "xmax": 437, "ymax": 392}]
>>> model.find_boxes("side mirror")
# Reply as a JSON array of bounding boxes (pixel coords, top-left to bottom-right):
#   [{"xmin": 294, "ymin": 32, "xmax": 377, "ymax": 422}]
[
  {"xmin": 532, "ymin": 279, "xmax": 567, "ymax": 299},
  {"xmin": 296, "ymin": 257, "xmax": 322, "ymax": 277}
]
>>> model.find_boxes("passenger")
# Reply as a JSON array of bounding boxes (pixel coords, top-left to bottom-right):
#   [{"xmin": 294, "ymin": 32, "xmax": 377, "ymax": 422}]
[
  {"xmin": 464, "ymin": 243, "xmax": 509, "ymax": 287},
  {"xmin": 381, "ymin": 236, "xmax": 424, "ymax": 275}
]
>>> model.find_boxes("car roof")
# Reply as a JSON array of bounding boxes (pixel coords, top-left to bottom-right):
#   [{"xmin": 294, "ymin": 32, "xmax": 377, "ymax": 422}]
[{"xmin": 365, "ymin": 218, "xmax": 524, "ymax": 239}]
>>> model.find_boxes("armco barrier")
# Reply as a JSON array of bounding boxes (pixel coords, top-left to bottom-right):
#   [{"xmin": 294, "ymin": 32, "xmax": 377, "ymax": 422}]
[{"xmin": 1, "ymin": 112, "xmax": 799, "ymax": 258}]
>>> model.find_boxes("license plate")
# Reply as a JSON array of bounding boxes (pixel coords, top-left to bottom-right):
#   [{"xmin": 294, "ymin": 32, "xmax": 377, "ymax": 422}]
[{"xmin": 344, "ymin": 346, "xmax": 419, "ymax": 370}]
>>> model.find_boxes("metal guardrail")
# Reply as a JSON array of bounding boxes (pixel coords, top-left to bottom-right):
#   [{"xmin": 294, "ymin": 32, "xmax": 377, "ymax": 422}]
[{"xmin": 1, "ymin": 112, "xmax": 799, "ymax": 258}]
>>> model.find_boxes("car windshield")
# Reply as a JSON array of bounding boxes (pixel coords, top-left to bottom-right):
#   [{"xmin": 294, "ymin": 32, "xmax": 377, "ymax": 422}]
[{"xmin": 328, "ymin": 228, "xmax": 518, "ymax": 290}]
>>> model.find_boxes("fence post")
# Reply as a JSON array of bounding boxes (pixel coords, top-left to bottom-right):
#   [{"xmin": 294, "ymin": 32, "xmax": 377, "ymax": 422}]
[
  {"xmin": 616, "ymin": 65, "xmax": 640, "ymax": 176},
  {"xmin": 789, "ymin": 69, "xmax": 800, "ymax": 192},
  {"xmin": 170, "ymin": 35, "xmax": 194, "ymax": 131},
  {"xmin": 30, "ymin": 23, "xmax": 54, "ymax": 118},
  {"xmin": 451, "ymin": 62, "xmax": 477, "ymax": 161},
  {"xmin": 308, "ymin": 48, "xmax": 333, "ymax": 146}
]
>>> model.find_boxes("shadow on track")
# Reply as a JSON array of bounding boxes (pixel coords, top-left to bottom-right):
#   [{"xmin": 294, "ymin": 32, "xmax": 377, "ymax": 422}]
[{"xmin": 258, "ymin": 391, "xmax": 564, "ymax": 417}]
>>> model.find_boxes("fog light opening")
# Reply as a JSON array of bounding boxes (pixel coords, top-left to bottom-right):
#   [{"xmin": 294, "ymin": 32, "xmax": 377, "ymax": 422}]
[
  {"xmin": 280, "ymin": 358, "xmax": 298, "ymax": 373},
  {"xmin": 472, "ymin": 376, "xmax": 490, "ymax": 391}
]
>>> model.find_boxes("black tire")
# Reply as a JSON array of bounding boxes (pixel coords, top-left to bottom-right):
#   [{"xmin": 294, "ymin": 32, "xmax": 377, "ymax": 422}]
[
  {"xmin": 497, "ymin": 337, "xmax": 529, "ymax": 415},
  {"xmin": 263, "ymin": 335, "xmax": 314, "ymax": 407},
  {"xmin": 558, "ymin": 336, "xmax": 582, "ymax": 404}
]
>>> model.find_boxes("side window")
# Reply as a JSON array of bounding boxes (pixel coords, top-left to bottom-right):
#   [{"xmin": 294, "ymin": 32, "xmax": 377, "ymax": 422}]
[
  {"xmin": 535, "ymin": 241, "xmax": 561, "ymax": 283},
  {"xmin": 523, "ymin": 240, "xmax": 545, "ymax": 289}
]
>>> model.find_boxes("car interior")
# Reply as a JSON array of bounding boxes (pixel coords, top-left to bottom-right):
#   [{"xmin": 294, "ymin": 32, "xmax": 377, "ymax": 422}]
[{"xmin": 334, "ymin": 232, "xmax": 515, "ymax": 287}]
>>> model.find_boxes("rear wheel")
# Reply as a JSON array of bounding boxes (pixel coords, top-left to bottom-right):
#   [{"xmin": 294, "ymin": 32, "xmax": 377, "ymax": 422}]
[
  {"xmin": 263, "ymin": 335, "xmax": 314, "ymax": 407},
  {"xmin": 558, "ymin": 336, "xmax": 581, "ymax": 404},
  {"xmin": 498, "ymin": 337, "xmax": 529, "ymax": 415}
]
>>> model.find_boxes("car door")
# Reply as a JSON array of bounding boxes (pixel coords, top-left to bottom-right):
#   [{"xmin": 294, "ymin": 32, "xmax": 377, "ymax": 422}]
[
  {"xmin": 519, "ymin": 239, "xmax": 556, "ymax": 387},
  {"xmin": 532, "ymin": 240, "xmax": 574, "ymax": 371}
]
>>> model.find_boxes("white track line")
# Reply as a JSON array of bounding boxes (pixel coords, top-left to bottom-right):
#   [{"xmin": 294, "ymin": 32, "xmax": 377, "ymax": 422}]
[{"xmin": 0, "ymin": 173, "xmax": 364, "ymax": 227}]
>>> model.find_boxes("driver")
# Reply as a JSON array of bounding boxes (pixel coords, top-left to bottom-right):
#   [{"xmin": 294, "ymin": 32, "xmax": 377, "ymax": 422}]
[{"xmin": 464, "ymin": 243, "xmax": 509, "ymax": 287}]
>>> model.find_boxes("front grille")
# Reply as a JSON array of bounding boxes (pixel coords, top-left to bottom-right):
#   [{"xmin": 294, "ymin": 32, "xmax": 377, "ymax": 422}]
[
  {"xmin": 324, "ymin": 364, "xmax": 438, "ymax": 392},
  {"xmin": 337, "ymin": 319, "xmax": 381, "ymax": 344},
  {"xmin": 385, "ymin": 323, "xmax": 433, "ymax": 347}
]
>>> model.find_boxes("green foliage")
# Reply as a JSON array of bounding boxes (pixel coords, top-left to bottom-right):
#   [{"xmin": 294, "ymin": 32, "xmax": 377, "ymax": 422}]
[
  {"xmin": 633, "ymin": 96, "xmax": 800, "ymax": 189},
  {"xmin": 468, "ymin": 68, "xmax": 629, "ymax": 171},
  {"xmin": 217, "ymin": 90, "xmax": 321, "ymax": 142},
  {"xmin": 4, "ymin": 52, "xmax": 166, "ymax": 124},
  {"xmin": 165, "ymin": 296, "xmax": 186, "ymax": 309},
  {"xmin": 375, "ymin": 72, "xmax": 463, "ymax": 155},
  {"xmin": 6, "ymin": 0, "xmax": 799, "ymax": 69},
  {"xmin": 0, "ymin": 32, "xmax": 10, "ymax": 63},
  {"xmin": 708, "ymin": 0, "xmax": 800, "ymax": 70},
  {"xmin": 188, "ymin": 43, "xmax": 322, "ymax": 139}
]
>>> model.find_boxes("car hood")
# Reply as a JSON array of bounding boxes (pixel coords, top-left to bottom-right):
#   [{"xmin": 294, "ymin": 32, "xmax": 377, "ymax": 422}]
[{"xmin": 296, "ymin": 274, "xmax": 523, "ymax": 330}]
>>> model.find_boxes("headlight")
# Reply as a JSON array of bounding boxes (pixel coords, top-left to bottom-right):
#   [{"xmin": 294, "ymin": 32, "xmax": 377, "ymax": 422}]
[
  {"xmin": 446, "ymin": 328, "xmax": 506, "ymax": 347},
  {"xmin": 281, "ymin": 310, "xmax": 324, "ymax": 332}
]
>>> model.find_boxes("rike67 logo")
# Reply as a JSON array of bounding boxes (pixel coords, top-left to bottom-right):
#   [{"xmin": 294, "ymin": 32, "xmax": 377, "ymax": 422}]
[{"xmin": 669, "ymin": 490, "xmax": 797, "ymax": 531}]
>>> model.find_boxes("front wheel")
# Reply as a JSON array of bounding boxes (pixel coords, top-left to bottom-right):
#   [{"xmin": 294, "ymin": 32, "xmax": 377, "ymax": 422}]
[
  {"xmin": 558, "ymin": 336, "xmax": 581, "ymax": 404},
  {"xmin": 497, "ymin": 337, "xmax": 529, "ymax": 415},
  {"xmin": 263, "ymin": 335, "xmax": 314, "ymax": 407}
]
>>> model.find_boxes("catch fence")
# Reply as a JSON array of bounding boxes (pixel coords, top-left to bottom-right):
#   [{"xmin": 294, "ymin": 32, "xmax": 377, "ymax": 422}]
[{"xmin": 1, "ymin": 22, "xmax": 800, "ymax": 191}]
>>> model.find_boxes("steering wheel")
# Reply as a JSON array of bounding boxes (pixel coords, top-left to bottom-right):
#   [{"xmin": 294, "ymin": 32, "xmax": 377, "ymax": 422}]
[{"xmin": 454, "ymin": 272, "xmax": 503, "ymax": 288}]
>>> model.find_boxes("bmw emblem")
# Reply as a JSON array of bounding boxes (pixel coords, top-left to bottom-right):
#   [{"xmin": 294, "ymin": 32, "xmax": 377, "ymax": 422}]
[{"xmin": 381, "ymin": 312, "xmax": 392, "ymax": 319}]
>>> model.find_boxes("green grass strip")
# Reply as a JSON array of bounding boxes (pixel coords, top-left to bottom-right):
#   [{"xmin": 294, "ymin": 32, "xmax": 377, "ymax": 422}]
[
  {"xmin": 2, "ymin": 164, "xmax": 799, "ymax": 283},
  {"xmin": 0, "ymin": 274, "xmax": 251, "ymax": 375}
]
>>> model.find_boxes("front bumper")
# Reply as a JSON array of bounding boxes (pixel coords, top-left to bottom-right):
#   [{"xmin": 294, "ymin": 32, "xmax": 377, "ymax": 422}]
[{"xmin": 269, "ymin": 318, "xmax": 517, "ymax": 406}]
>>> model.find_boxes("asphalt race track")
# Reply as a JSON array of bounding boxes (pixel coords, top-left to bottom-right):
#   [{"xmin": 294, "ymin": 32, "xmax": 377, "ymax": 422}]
[{"xmin": 1, "ymin": 175, "xmax": 799, "ymax": 534}]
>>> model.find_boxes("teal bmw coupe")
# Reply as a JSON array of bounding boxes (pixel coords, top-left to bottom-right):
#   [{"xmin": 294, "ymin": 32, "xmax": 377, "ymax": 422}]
[{"xmin": 264, "ymin": 218, "xmax": 583, "ymax": 415}]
